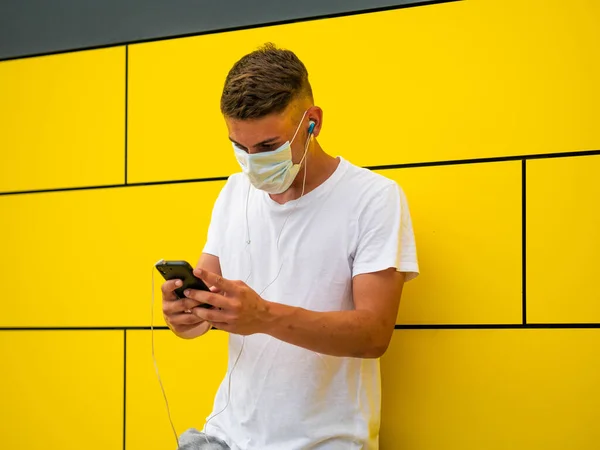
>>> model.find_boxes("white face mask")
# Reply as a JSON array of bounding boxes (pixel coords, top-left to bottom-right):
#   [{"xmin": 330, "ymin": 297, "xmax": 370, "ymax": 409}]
[{"xmin": 233, "ymin": 111, "xmax": 309, "ymax": 194}]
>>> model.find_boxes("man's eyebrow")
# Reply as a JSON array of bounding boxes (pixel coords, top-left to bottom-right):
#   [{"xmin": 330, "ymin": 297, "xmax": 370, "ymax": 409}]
[
  {"xmin": 256, "ymin": 136, "xmax": 280, "ymax": 146},
  {"xmin": 228, "ymin": 136, "xmax": 280, "ymax": 147}
]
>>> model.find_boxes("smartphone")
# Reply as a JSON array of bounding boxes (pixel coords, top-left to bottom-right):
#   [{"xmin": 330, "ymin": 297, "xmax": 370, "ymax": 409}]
[{"xmin": 155, "ymin": 260, "xmax": 213, "ymax": 309}]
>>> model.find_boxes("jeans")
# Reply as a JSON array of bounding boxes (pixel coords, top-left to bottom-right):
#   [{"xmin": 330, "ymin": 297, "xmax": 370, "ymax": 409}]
[{"xmin": 177, "ymin": 428, "xmax": 230, "ymax": 450}]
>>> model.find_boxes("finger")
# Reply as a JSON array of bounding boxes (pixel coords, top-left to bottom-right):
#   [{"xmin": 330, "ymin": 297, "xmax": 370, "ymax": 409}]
[
  {"xmin": 174, "ymin": 322, "xmax": 207, "ymax": 334},
  {"xmin": 210, "ymin": 322, "xmax": 230, "ymax": 332},
  {"xmin": 181, "ymin": 298, "xmax": 210, "ymax": 310},
  {"xmin": 192, "ymin": 306, "xmax": 229, "ymax": 323},
  {"xmin": 168, "ymin": 313, "xmax": 206, "ymax": 326},
  {"xmin": 184, "ymin": 289, "xmax": 233, "ymax": 310},
  {"xmin": 161, "ymin": 279, "xmax": 183, "ymax": 298},
  {"xmin": 194, "ymin": 269, "xmax": 236, "ymax": 294},
  {"xmin": 164, "ymin": 294, "xmax": 214, "ymax": 316},
  {"xmin": 163, "ymin": 298, "xmax": 190, "ymax": 315},
  {"xmin": 209, "ymin": 285, "xmax": 222, "ymax": 294}
]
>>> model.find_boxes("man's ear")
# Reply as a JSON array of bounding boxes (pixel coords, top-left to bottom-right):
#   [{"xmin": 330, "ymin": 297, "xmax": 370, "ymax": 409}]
[{"xmin": 308, "ymin": 107, "xmax": 323, "ymax": 138}]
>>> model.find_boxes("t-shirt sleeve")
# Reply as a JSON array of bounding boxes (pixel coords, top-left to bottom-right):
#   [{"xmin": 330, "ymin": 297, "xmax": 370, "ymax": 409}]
[
  {"xmin": 352, "ymin": 182, "xmax": 419, "ymax": 281},
  {"xmin": 202, "ymin": 180, "xmax": 231, "ymax": 258}
]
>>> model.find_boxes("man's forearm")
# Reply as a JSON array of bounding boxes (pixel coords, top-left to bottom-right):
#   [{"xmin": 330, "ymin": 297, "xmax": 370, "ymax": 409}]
[{"xmin": 262, "ymin": 301, "xmax": 390, "ymax": 358}]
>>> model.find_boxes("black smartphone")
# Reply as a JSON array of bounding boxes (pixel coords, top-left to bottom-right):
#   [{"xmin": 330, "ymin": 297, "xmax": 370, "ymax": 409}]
[{"xmin": 155, "ymin": 260, "xmax": 212, "ymax": 309}]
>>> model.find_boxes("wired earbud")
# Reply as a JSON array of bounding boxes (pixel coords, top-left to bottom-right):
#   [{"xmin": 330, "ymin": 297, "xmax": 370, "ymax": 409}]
[{"xmin": 308, "ymin": 120, "xmax": 316, "ymax": 135}]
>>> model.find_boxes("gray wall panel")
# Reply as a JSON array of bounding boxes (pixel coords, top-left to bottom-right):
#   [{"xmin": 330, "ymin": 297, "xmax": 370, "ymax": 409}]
[{"xmin": 0, "ymin": 0, "xmax": 446, "ymax": 60}]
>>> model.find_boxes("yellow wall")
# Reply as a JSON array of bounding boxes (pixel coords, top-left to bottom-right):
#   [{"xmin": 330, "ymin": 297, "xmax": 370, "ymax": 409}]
[{"xmin": 1, "ymin": 0, "xmax": 599, "ymax": 448}]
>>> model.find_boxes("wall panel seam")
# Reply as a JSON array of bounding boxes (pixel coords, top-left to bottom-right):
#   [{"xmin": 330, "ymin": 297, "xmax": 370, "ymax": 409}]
[{"xmin": 1, "ymin": 150, "xmax": 598, "ymax": 197}]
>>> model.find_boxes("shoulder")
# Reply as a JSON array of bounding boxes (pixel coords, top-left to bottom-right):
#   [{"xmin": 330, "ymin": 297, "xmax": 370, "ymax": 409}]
[
  {"xmin": 338, "ymin": 157, "xmax": 402, "ymax": 204},
  {"xmin": 217, "ymin": 172, "xmax": 248, "ymax": 199},
  {"xmin": 209, "ymin": 172, "xmax": 248, "ymax": 217},
  {"xmin": 224, "ymin": 171, "xmax": 248, "ymax": 189}
]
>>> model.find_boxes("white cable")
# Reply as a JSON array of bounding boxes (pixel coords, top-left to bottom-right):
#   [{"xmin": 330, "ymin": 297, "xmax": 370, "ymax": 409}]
[
  {"xmin": 202, "ymin": 335, "xmax": 245, "ymax": 442},
  {"xmin": 276, "ymin": 132, "xmax": 311, "ymax": 250},
  {"xmin": 152, "ymin": 129, "xmax": 315, "ymax": 448},
  {"xmin": 202, "ymin": 132, "xmax": 314, "ymax": 444},
  {"xmin": 258, "ymin": 133, "xmax": 311, "ymax": 298},
  {"xmin": 151, "ymin": 267, "xmax": 180, "ymax": 448}
]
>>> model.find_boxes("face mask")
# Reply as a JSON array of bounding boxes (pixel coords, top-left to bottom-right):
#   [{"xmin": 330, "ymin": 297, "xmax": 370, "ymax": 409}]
[{"xmin": 233, "ymin": 110, "xmax": 309, "ymax": 194}]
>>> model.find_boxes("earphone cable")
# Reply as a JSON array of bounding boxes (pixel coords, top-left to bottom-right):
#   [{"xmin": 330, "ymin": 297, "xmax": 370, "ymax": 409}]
[
  {"xmin": 151, "ymin": 267, "xmax": 180, "ymax": 448},
  {"xmin": 152, "ymin": 127, "xmax": 315, "ymax": 448}
]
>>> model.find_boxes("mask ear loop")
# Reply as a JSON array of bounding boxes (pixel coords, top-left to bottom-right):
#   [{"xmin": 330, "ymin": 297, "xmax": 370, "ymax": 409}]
[{"xmin": 289, "ymin": 109, "xmax": 309, "ymax": 147}]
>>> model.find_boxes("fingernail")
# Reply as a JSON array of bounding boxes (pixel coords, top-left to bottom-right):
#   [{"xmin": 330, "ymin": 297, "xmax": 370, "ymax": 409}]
[
  {"xmin": 175, "ymin": 280, "xmax": 182, "ymax": 287},
  {"xmin": 184, "ymin": 289, "xmax": 190, "ymax": 297}
]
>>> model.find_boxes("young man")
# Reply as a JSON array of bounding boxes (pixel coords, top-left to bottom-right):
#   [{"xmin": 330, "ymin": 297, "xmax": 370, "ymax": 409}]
[{"xmin": 161, "ymin": 43, "xmax": 419, "ymax": 449}]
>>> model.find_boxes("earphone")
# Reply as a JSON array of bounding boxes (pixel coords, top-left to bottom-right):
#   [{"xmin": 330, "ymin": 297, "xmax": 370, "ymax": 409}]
[{"xmin": 308, "ymin": 120, "xmax": 316, "ymax": 135}]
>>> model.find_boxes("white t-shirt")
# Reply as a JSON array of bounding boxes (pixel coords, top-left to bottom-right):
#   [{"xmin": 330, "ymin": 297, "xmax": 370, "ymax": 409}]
[{"xmin": 202, "ymin": 156, "xmax": 419, "ymax": 450}]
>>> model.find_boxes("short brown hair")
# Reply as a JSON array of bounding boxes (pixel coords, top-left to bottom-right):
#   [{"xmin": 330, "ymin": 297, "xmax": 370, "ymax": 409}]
[{"xmin": 220, "ymin": 43, "xmax": 313, "ymax": 120}]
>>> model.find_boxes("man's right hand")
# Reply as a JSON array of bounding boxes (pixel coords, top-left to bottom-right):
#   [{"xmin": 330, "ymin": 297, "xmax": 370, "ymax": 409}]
[{"xmin": 161, "ymin": 279, "xmax": 211, "ymax": 339}]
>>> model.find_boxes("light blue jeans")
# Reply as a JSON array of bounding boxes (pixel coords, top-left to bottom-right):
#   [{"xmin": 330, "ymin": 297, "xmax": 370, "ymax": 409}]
[{"xmin": 178, "ymin": 428, "xmax": 230, "ymax": 450}]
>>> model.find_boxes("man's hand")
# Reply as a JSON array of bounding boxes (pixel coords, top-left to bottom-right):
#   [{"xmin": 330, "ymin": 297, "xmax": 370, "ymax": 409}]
[
  {"xmin": 184, "ymin": 266, "xmax": 405, "ymax": 359},
  {"xmin": 185, "ymin": 269, "xmax": 270, "ymax": 335},
  {"xmin": 161, "ymin": 279, "xmax": 211, "ymax": 339}
]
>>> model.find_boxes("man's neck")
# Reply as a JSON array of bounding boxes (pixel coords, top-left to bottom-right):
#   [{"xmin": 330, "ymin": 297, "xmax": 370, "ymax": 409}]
[{"xmin": 269, "ymin": 144, "xmax": 339, "ymax": 205}]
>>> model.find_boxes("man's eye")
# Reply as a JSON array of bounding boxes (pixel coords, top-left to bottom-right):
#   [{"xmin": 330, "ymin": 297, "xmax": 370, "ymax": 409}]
[{"xmin": 234, "ymin": 143, "xmax": 248, "ymax": 152}]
